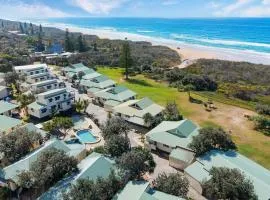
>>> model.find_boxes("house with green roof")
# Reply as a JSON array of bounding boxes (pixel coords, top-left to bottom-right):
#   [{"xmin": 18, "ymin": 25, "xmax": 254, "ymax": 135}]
[
  {"xmin": 94, "ymin": 86, "xmax": 137, "ymax": 111},
  {"xmin": 38, "ymin": 152, "xmax": 115, "ymax": 200},
  {"xmin": 0, "ymin": 101, "xmax": 18, "ymax": 117},
  {"xmin": 1, "ymin": 139, "xmax": 85, "ymax": 185},
  {"xmin": 62, "ymin": 63, "xmax": 95, "ymax": 82},
  {"xmin": 28, "ymin": 88, "xmax": 74, "ymax": 119},
  {"xmin": 113, "ymin": 181, "xmax": 184, "ymax": 200},
  {"xmin": 113, "ymin": 98, "xmax": 164, "ymax": 127},
  {"xmin": 145, "ymin": 119, "xmax": 199, "ymax": 170},
  {"xmin": 184, "ymin": 150, "xmax": 270, "ymax": 200},
  {"xmin": 0, "ymin": 115, "xmax": 23, "ymax": 133}
]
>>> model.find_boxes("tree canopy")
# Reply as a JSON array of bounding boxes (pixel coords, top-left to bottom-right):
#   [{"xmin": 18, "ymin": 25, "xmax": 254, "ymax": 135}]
[
  {"xmin": 155, "ymin": 173, "xmax": 189, "ymax": 198},
  {"xmin": 62, "ymin": 170, "xmax": 123, "ymax": 200},
  {"xmin": 101, "ymin": 117, "xmax": 130, "ymax": 140},
  {"xmin": 0, "ymin": 128, "xmax": 42, "ymax": 166},
  {"xmin": 104, "ymin": 135, "xmax": 130, "ymax": 158},
  {"xmin": 202, "ymin": 167, "xmax": 258, "ymax": 200},
  {"xmin": 18, "ymin": 148, "xmax": 78, "ymax": 189},
  {"xmin": 116, "ymin": 147, "xmax": 156, "ymax": 179},
  {"xmin": 43, "ymin": 116, "xmax": 73, "ymax": 138},
  {"xmin": 163, "ymin": 101, "xmax": 183, "ymax": 121},
  {"xmin": 188, "ymin": 127, "xmax": 237, "ymax": 156},
  {"xmin": 120, "ymin": 39, "xmax": 132, "ymax": 80}
]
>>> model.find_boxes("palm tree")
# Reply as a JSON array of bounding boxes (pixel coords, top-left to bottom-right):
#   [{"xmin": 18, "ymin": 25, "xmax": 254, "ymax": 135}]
[
  {"xmin": 75, "ymin": 98, "xmax": 89, "ymax": 114},
  {"xmin": 16, "ymin": 94, "xmax": 35, "ymax": 117}
]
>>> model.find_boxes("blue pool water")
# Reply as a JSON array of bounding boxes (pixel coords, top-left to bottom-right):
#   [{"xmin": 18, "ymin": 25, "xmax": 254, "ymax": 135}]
[{"xmin": 76, "ymin": 129, "xmax": 97, "ymax": 143}]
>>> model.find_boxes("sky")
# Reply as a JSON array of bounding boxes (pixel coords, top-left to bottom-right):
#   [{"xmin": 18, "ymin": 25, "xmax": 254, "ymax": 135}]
[{"xmin": 0, "ymin": 0, "xmax": 270, "ymax": 19}]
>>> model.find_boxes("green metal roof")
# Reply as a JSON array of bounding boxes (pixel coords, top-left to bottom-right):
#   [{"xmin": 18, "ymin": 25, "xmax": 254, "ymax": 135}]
[
  {"xmin": 169, "ymin": 148, "xmax": 195, "ymax": 163},
  {"xmin": 0, "ymin": 115, "xmax": 23, "ymax": 132},
  {"xmin": 3, "ymin": 139, "xmax": 73, "ymax": 182},
  {"xmin": 135, "ymin": 98, "xmax": 154, "ymax": 110},
  {"xmin": 0, "ymin": 101, "xmax": 18, "ymax": 114},
  {"xmin": 87, "ymin": 87, "xmax": 102, "ymax": 93},
  {"xmin": 71, "ymin": 63, "xmax": 88, "ymax": 69},
  {"xmin": 184, "ymin": 150, "xmax": 270, "ymax": 200},
  {"xmin": 146, "ymin": 120, "xmax": 199, "ymax": 149},
  {"xmin": 28, "ymin": 101, "xmax": 46, "ymax": 110},
  {"xmin": 149, "ymin": 191, "xmax": 184, "ymax": 200},
  {"xmin": 21, "ymin": 123, "xmax": 47, "ymax": 138},
  {"xmin": 75, "ymin": 152, "xmax": 115, "ymax": 182},
  {"xmin": 104, "ymin": 100, "xmax": 122, "ymax": 107},
  {"xmin": 95, "ymin": 86, "xmax": 137, "ymax": 102},
  {"xmin": 82, "ymin": 72, "xmax": 101, "ymax": 80}
]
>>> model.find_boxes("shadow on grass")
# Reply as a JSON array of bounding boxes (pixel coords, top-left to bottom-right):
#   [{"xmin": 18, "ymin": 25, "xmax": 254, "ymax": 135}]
[{"xmin": 127, "ymin": 79, "xmax": 153, "ymax": 87}]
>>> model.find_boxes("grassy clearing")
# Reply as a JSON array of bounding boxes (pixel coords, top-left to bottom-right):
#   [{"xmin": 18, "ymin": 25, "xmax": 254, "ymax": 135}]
[{"xmin": 97, "ymin": 67, "xmax": 270, "ymax": 169}]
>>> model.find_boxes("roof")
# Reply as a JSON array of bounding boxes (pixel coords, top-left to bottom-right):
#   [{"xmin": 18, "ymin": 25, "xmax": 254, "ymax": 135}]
[
  {"xmin": 0, "ymin": 101, "xmax": 18, "ymax": 114},
  {"xmin": 82, "ymin": 72, "xmax": 101, "ymax": 80},
  {"xmin": 0, "ymin": 85, "xmax": 7, "ymax": 91},
  {"xmin": 87, "ymin": 87, "xmax": 102, "ymax": 94},
  {"xmin": 21, "ymin": 123, "xmax": 47, "ymax": 138},
  {"xmin": 114, "ymin": 181, "xmax": 184, "ymax": 200},
  {"xmin": 31, "ymin": 79, "xmax": 58, "ymax": 87},
  {"xmin": 113, "ymin": 98, "xmax": 164, "ymax": 119},
  {"xmin": 28, "ymin": 101, "xmax": 46, "ymax": 110},
  {"xmin": 14, "ymin": 64, "xmax": 47, "ymax": 71},
  {"xmin": 39, "ymin": 88, "xmax": 67, "ymax": 98},
  {"xmin": 0, "ymin": 115, "xmax": 23, "ymax": 132},
  {"xmin": 74, "ymin": 152, "xmax": 115, "ymax": 182},
  {"xmin": 95, "ymin": 86, "xmax": 137, "ymax": 102},
  {"xmin": 3, "ymin": 139, "xmax": 73, "ymax": 182},
  {"xmin": 169, "ymin": 148, "xmax": 195, "ymax": 163},
  {"xmin": 146, "ymin": 120, "xmax": 199, "ymax": 149},
  {"xmin": 184, "ymin": 150, "xmax": 270, "ymax": 200},
  {"xmin": 104, "ymin": 100, "xmax": 122, "ymax": 107}
]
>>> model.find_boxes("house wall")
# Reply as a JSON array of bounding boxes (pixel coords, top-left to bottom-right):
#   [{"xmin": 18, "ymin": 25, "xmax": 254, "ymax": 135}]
[
  {"xmin": 169, "ymin": 156, "xmax": 189, "ymax": 170},
  {"xmin": 156, "ymin": 142, "xmax": 173, "ymax": 153},
  {"xmin": 37, "ymin": 91, "xmax": 71, "ymax": 105},
  {"xmin": 0, "ymin": 88, "xmax": 8, "ymax": 99},
  {"xmin": 31, "ymin": 82, "xmax": 64, "ymax": 93},
  {"xmin": 26, "ymin": 74, "xmax": 51, "ymax": 84},
  {"xmin": 184, "ymin": 172, "xmax": 203, "ymax": 194}
]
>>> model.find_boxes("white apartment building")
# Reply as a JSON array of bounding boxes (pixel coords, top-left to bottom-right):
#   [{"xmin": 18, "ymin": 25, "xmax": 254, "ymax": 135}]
[
  {"xmin": 28, "ymin": 88, "xmax": 74, "ymax": 118},
  {"xmin": 13, "ymin": 64, "xmax": 49, "ymax": 77},
  {"xmin": 30, "ymin": 79, "xmax": 65, "ymax": 94}
]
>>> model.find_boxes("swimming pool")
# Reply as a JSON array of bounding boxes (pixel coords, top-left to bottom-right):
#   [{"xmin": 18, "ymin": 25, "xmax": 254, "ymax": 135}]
[{"xmin": 76, "ymin": 129, "xmax": 99, "ymax": 144}]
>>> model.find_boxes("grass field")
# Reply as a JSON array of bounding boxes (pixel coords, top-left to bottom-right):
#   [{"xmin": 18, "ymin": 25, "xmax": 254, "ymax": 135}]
[{"xmin": 97, "ymin": 67, "xmax": 270, "ymax": 169}]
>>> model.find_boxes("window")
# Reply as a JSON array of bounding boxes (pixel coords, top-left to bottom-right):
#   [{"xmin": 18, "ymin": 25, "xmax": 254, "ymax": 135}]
[
  {"xmin": 67, "ymin": 101, "xmax": 71, "ymax": 105},
  {"xmin": 163, "ymin": 144, "xmax": 170, "ymax": 148},
  {"xmin": 47, "ymin": 85, "xmax": 52, "ymax": 89},
  {"xmin": 54, "ymin": 84, "xmax": 57, "ymax": 87},
  {"xmin": 58, "ymin": 104, "xmax": 61, "ymax": 109},
  {"xmin": 35, "ymin": 71, "xmax": 39, "ymax": 74},
  {"xmin": 35, "ymin": 79, "xmax": 38, "ymax": 82},
  {"xmin": 30, "ymin": 72, "xmax": 34, "ymax": 75},
  {"xmin": 49, "ymin": 98, "xmax": 53, "ymax": 103},
  {"xmin": 55, "ymin": 96, "xmax": 60, "ymax": 101},
  {"xmin": 41, "ymin": 70, "xmax": 44, "ymax": 73},
  {"xmin": 40, "ymin": 77, "xmax": 44, "ymax": 81},
  {"xmin": 41, "ymin": 108, "xmax": 47, "ymax": 113}
]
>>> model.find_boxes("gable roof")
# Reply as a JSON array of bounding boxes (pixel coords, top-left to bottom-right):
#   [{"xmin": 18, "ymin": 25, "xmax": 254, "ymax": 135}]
[
  {"xmin": 82, "ymin": 72, "xmax": 101, "ymax": 80},
  {"xmin": 0, "ymin": 115, "xmax": 23, "ymax": 132},
  {"xmin": 146, "ymin": 120, "xmax": 199, "ymax": 149},
  {"xmin": 3, "ymin": 140, "xmax": 74, "ymax": 182},
  {"xmin": 95, "ymin": 86, "xmax": 137, "ymax": 102},
  {"xmin": 0, "ymin": 101, "xmax": 18, "ymax": 114},
  {"xmin": 184, "ymin": 150, "xmax": 270, "ymax": 200},
  {"xmin": 74, "ymin": 152, "xmax": 115, "ymax": 182}
]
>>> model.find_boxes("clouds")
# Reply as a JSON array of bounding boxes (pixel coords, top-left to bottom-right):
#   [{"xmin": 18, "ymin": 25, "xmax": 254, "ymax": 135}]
[
  {"xmin": 212, "ymin": 0, "xmax": 270, "ymax": 17},
  {"xmin": 71, "ymin": 0, "xmax": 129, "ymax": 14},
  {"xmin": 0, "ymin": 0, "xmax": 70, "ymax": 19}
]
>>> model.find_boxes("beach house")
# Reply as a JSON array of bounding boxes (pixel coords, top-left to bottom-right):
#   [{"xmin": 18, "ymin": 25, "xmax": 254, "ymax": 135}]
[
  {"xmin": 184, "ymin": 150, "xmax": 270, "ymax": 199},
  {"xmin": 113, "ymin": 97, "xmax": 164, "ymax": 127},
  {"xmin": 0, "ymin": 139, "xmax": 85, "ymax": 188},
  {"xmin": 28, "ymin": 88, "xmax": 74, "ymax": 119},
  {"xmin": 113, "ymin": 181, "xmax": 184, "ymax": 200},
  {"xmin": 0, "ymin": 86, "xmax": 9, "ymax": 100},
  {"xmin": 80, "ymin": 75, "xmax": 116, "ymax": 97},
  {"xmin": 13, "ymin": 63, "xmax": 49, "ymax": 77},
  {"xmin": 62, "ymin": 63, "xmax": 95, "ymax": 82},
  {"xmin": 30, "ymin": 79, "xmax": 65, "ymax": 94},
  {"xmin": 145, "ymin": 119, "xmax": 199, "ymax": 170},
  {"xmin": 0, "ymin": 101, "xmax": 18, "ymax": 117}
]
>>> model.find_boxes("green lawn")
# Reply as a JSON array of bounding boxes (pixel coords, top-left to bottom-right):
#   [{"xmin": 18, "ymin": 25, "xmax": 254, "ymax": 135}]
[{"xmin": 97, "ymin": 67, "xmax": 270, "ymax": 169}]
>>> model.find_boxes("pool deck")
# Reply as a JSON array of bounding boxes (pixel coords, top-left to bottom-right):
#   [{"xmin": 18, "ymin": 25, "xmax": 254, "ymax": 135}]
[{"xmin": 68, "ymin": 116, "xmax": 104, "ymax": 150}]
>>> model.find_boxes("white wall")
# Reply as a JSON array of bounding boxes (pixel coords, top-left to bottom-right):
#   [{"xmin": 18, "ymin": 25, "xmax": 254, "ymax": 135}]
[{"xmin": 0, "ymin": 87, "xmax": 8, "ymax": 99}]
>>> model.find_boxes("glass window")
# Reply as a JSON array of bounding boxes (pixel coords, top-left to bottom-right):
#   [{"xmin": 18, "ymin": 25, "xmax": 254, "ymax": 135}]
[
  {"xmin": 55, "ymin": 96, "xmax": 60, "ymax": 101},
  {"xmin": 30, "ymin": 72, "xmax": 34, "ymax": 75},
  {"xmin": 47, "ymin": 85, "xmax": 52, "ymax": 89},
  {"xmin": 49, "ymin": 98, "xmax": 53, "ymax": 103},
  {"xmin": 41, "ymin": 108, "xmax": 47, "ymax": 113}
]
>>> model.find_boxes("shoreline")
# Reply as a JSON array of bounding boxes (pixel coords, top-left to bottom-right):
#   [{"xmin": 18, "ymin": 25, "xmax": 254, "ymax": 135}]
[{"xmin": 42, "ymin": 22, "xmax": 270, "ymax": 65}]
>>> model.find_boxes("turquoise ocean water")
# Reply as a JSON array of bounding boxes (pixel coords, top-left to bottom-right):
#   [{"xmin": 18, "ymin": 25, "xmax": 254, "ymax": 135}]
[{"xmin": 45, "ymin": 18, "xmax": 270, "ymax": 54}]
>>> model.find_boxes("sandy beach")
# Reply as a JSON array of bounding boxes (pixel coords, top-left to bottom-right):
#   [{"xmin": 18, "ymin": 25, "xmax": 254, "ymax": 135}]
[{"xmin": 43, "ymin": 23, "xmax": 270, "ymax": 65}]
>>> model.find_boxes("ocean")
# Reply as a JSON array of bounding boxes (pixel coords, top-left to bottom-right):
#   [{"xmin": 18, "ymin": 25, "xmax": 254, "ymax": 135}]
[{"xmin": 44, "ymin": 17, "xmax": 270, "ymax": 54}]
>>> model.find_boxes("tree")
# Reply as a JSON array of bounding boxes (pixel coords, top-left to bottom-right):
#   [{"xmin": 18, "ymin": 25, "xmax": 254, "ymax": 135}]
[
  {"xmin": 183, "ymin": 84, "xmax": 195, "ymax": 100},
  {"xmin": 105, "ymin": 135, "xmax": 130, "ymax": 157},
  {"xmin": 188, "ymin": 127, "xmax": 237, "ymax": 156},
  {"xmin": 0, "ymin": 128, "xmax": 42, "ymax": 166},
  {"xmin": 4, "ymin": 71, "xmax": 19, "ymax": 86},
  {"xmin": 29, "ymin": 23, "xmax": 34, "ymax": 35},
  {"xmin": 62, "ymin": 170, "xmax": 123, "ymax": 200},
  {"xmin": 19, "ymin": 22, "xmax": 24, "ymax": 34},
  {"xmin": 101, "ymin": 117, "xmax": 130, "ymax": 140},
  {"xmin": 155, "ymin": 173, "xmax": 189, "ymax": 198},
  {"xmin": 255, "ymin": 103, "xmax": 270, "ymax": 116},
  {"xmin": 251, "ymin": 115, "xmax": 270, "ymax": 136},
  {"xmin": 65, "ymin": 29, "xmax": 74, "ymax": 52},
  {"xmin": 76, "ymin": 35, "xmax": 86, "ymax": 52},
  {"xmin": 116, "ymin": 147, "xmax": 156, "ymax": 179},
  {"xmin": 18, "ymin": 148, "xmax": 78, "ymax": 189},
  {"xmin": 143, "ymin": 113, "xmax": 164, "ymax": 129},
  {"xmin": 74, "ymin": 99, "xmax": 89, "ymax": 113},
  {"xmin": 202, "ymin": 167, "xmax": 258, "ymax": 200},
  {"xmin": 43, "ymin": 116, "xmax": 73, "ymax": 138},
  {"xmin": 163, "ymin": 101, "xmax": 183, "ymax": 121},
  {"xmin": 77, "ymin": 71, "xmax": 85, "ymax": 80},
  {"xmin": 120, "ymin": 38, "xmax": 132, "ymax": 80},
  {"xmin": 16, "ymin": 93, "xmax": 35, "ymax": 116}
]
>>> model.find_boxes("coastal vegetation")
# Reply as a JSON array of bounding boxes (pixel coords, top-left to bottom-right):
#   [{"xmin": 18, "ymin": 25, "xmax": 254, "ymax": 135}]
[{"xmin": 202, "ymin": 167, "xmax": 258, "ymax": 200}]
